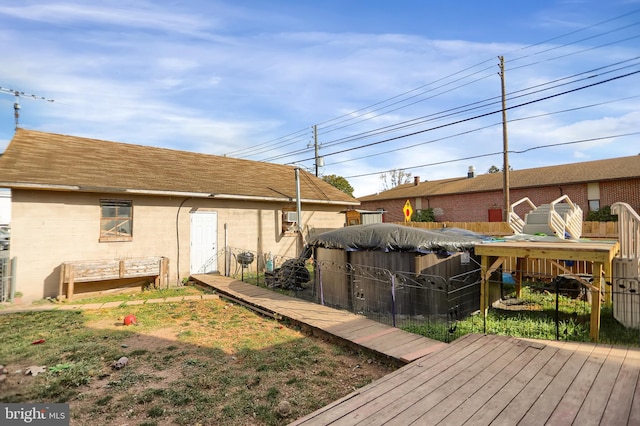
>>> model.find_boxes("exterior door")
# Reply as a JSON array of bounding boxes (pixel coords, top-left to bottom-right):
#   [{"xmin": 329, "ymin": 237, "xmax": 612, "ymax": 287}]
[
  {"xmin": 190, "ymin": 211, "xmax": 218, "ymax": 274},
  {"xmin": 488, "ymin": 208, "xmax": 503, "ymax": 222}
]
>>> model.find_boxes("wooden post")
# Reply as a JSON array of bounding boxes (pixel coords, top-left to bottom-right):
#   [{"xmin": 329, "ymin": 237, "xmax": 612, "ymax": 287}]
[
  {"xmin": 590, "ymin": 261, "xmax": 603, "ymax": 341},
  {"xmin": 480, "ymin": 256, "xmax": 490, "ymax": 320},
  {"xmin": 58, "ymin": 263, "xmax": 66, "ymax": 300},
  {"xmin": 603, "ymin": 261, "xmax": 612, "ymax": 305},
  {"xmin": 515, "ymin": 257, "xmax": 523, "ymax": 298},
  {"xmin": 68, "ymin": 265, "xmax": 75, "ymax": 302}
]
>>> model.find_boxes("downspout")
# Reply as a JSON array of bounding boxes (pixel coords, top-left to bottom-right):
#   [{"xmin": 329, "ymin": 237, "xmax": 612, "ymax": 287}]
[
  {"xmin": 295, "ymin": 168, "xmax": 302, "ymax": 254},
  {"xmin": 224, "ymin": 223, "xmax": 229, "ymax": 277},
  {"xmin": 176, "ymin": 197, "xmax": 192, "ymax": 285}
]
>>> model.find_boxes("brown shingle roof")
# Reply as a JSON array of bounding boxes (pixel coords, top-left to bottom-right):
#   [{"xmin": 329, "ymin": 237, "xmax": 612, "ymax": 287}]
[
  {"xmin": 0, "ymin": 129, "xmax": 358, "ymax": 205},
  {"xmin": 359, "ymin": 155, "xmax": 640, "ymax": 201}
]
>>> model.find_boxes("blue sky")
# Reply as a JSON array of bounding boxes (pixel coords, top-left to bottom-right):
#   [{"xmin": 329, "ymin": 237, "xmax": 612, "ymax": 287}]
[{"xmin": 1, "ymin": 0, "xmax": 639, "ymax": 197}]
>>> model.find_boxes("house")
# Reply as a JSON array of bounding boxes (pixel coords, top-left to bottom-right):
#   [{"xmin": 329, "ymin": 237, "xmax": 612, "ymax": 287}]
[
  {"xmin": 0, "ymin": 129, "xmax": 358, "ymax": 301},
  {"xmin": 358, "ymin": 156, "xmax": 640, "ymax": 223}
]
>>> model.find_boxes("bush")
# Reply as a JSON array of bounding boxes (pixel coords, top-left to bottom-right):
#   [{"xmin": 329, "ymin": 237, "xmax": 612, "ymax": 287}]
[
  {"xmin": 585, "ymin": 205, "xmax": 617, "ymax": 222},
  {"xmin": 411, "ymin": 208, "xmax": 435, "ymax": 222}
]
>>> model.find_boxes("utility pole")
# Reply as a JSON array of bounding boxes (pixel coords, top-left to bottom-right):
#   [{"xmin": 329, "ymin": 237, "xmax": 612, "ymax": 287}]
[
  {"xmin": 313, "ymin": 125, "xmax": 319, "ymax": 176},
  {"xmin": 312, "ymin": 125, "xmax": 325, "ymax": 177},
  {"xmin": 498, "ymin": 56, "xmax": 510, "ymax": 222},
  {"xmin": 0, "ymin": 86, "xmax": 54, "ymax": 131}
]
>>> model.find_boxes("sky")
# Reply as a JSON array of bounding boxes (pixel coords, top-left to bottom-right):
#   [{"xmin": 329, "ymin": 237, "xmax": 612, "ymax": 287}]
[{"xmin": 0, "ymin": 0, "xmax": 639, "ymax": 198}]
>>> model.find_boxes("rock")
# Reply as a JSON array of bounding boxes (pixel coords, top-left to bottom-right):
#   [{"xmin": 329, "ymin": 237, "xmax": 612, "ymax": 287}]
[
  {"xmin": 0, "ymin": 374, "xmax": 6, "ymax": 383},
  {"xmin": 25, "ymin": 366, "xmax": 47, "ymax": 376},
  {"xmin": 276, "ymin": 400, "xmax": 292, "ymax": 417},
  {"xmin": 112, "ymin": 356, "xmax": 129, "ymax": 370}
]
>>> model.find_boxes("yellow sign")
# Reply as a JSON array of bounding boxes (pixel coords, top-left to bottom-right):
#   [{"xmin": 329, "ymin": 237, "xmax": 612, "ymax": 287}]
[{"xmin": 403, "ymin": 199, "xmax": 413, "ymax": 222}]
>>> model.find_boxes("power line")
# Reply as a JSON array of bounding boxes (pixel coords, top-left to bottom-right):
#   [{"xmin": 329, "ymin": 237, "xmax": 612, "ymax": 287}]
[
  {"xmin": 344, "ymin": 131, "xmax": 640, "ymax": 179},
  {"xmin": 240, "ymin": 7, "xmax": 640, "ymax": 166},
  {"xmin": 326, "ymin": 94, "xmax": 640, "ymax": 167},
  {"xmin": 313, "ymin": 9, "xmax": 640, "ymax": 138},
  {"xmin": 286, "ymin": 69, "xmax": 640, "ymax": 165},
  {"xmin": 311, "ymin": 56, "xmax": 640, "ymax": 154}
]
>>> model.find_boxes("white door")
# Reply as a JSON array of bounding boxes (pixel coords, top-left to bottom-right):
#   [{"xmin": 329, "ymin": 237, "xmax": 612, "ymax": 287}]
[{"xmin": 190, "ymin": 211, "xmax": 218, "ymax": 274}]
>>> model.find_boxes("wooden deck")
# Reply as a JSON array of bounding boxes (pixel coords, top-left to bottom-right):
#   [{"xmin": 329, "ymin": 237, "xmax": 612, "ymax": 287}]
[
  {"xmin": 190, "ymin": 274, "xmax": 447, "ymax": 363},
  {"xmin": 291, "ymin": 334, "xmax": 640, "ymax": 426}
]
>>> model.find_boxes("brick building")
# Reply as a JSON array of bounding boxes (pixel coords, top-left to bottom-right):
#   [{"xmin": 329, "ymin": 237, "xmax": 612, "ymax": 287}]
[{"xmin": 358, "ymin": 155, "xmax": 640, "ymax": 223}]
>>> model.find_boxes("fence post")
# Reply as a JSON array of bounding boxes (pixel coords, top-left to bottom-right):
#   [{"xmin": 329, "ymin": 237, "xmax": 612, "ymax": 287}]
[
  {"xmin": 318, "ymin": 262, "xmax": 324, "ymax": 306},
  {"xmin": 391, "ymin": 273, "xmax": 396, "ymax": 328},
  {"xmin": 555, "ymin": 278, "xmax": 560, "ymax": 340}
]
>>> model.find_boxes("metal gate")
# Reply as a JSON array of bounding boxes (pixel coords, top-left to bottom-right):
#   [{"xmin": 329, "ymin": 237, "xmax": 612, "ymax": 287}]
[{"xmin": 0, "ymin": 254, "xmax": 15, "ymax": 302}]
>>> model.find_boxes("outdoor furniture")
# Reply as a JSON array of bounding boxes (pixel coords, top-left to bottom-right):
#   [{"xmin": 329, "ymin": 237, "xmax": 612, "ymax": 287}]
[{"xmin": 59, "ymin": 256, "xmax": 169, "ymax": 301}]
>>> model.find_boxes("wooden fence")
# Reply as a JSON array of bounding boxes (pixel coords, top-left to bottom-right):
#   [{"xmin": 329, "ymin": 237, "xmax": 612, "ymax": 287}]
[{"xmin": 397, "ymin": 221, "xmax": 619, "ymax": 239}]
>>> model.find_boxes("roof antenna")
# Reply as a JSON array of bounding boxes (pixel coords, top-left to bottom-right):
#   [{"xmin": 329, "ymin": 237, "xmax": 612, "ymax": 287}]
[{"xmin": 0, "ymin": 86, "xmax": 55, "ymax": 131}]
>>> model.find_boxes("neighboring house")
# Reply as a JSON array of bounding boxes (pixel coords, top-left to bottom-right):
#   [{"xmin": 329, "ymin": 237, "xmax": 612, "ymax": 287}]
[
  {"xmin": 358, "ymin": 156, "xmax": 640, "ymax": 223},
  {"xmin": 0, "ymin": 129, "xmax": 358, "ymax": 301}
]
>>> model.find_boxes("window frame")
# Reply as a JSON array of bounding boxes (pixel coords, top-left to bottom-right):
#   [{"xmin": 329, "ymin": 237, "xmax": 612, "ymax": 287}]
[{"xmin": 99, "ymin": 199, "xmax": 133, "ymax": 242}]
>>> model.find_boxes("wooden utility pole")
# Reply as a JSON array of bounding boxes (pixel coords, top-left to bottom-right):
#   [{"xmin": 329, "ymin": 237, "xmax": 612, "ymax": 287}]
[
  {"xmin": 499, "ymin": 56, "xmax": 510, "ymax": 221},
  {"xmin": 313, "ymin": 125, "xmax": 319, "ymax": 176}
]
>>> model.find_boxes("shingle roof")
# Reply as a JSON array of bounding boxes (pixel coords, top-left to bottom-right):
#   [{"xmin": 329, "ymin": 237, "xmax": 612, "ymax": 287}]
[
  {"xmin": 0, "ymin": 129, "xmax": 358, "ymax": 205},
  {"xmin": 359, "ymin": 155, "xmax": 640, "ymax": 202}
]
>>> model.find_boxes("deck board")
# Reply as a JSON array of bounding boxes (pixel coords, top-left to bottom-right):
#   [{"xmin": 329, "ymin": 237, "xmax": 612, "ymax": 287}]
[
  {"xmin": 545, "ymin": 345, "xmax": 612, "ymax": 425},
  {"xmin": 517, "ymin": 342, "xmax": 595, "ymax": 425},
  {"xmin": 573, "ymin": 346, "xmax": 627, "ymax": 426},
  {"xmin": 599, "ymin": 348, "xmax": 639, "ymax": 425}
]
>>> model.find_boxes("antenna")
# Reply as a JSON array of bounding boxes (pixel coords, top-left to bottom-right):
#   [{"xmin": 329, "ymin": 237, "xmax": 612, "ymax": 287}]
[{"xmin": 0, "ymin": 86, "xmax": 55, "ymax": 131}]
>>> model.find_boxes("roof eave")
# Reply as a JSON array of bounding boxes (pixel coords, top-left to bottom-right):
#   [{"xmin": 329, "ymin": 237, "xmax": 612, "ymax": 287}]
[{"xmin": 0, "ymin": 183, "xmax": 359, "ymax": 205}]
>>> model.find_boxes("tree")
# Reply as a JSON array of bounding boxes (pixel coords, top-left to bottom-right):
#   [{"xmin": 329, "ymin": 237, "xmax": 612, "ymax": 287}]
[
  {"xmin": 380, "ymin": 169, "xmax": 412, "ymax": 190},
  {"xmin": 487, "ymin": 165, "xmax": 513, "ymax": 173},
  {"xmin": 411, "ymin": 208, "xmax": 435, "ymax": 222},
  {"xmin": 322, "ymin": 174, "xmax": 354, "ymax": 197}
]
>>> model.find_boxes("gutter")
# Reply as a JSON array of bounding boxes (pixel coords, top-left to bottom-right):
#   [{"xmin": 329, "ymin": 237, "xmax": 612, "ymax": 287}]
[
  {"xmin": 213, "ymin": 193, "xmax": 359, "ymax": 206},
  {"xmin": 0, "ymin": 182, "xmax": 359, "ymax": 205}
]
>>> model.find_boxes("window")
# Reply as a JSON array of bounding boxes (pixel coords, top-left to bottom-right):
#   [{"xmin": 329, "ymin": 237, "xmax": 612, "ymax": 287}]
[
  {"xmin": 588, "ymin": 200, "xmax": 600, "ymax": 212},
  {"xmin": 100, "ymin": 200, "xmax": 133, "ymax": 241}
]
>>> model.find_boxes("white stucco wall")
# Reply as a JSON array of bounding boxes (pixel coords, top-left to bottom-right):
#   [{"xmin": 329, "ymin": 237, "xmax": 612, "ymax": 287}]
[{"xmin": 10, "ymin": 189, "xmax": 347, "ymax": 300}]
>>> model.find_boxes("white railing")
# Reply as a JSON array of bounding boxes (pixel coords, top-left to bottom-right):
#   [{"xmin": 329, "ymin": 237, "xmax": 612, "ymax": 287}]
[
  {"xmin": 549, "ymin": 195, "xmax": 582, "ymax": 239},
  {"xmin": 612, "ymin": 202, "xmax": 640, "ymax": 260},
  {"xmin": 611, "ymin": 202, "xmax": 640, "ymax": 328},
  {"xmin": 508, "ymin": 197, "xmax": 537, "ymax": 234}
]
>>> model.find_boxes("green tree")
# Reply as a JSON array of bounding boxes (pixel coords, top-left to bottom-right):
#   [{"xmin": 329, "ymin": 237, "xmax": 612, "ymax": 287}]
[
  {"xmin": 585, "ymin": 205, "xmax": 618, "ymax": 222},
  {"xmin": 322, "ymin": 174, "xmax": 355, "ymax": 197},
  {"xmin": 411, "ymin": 208, "xmax": 435, "ymax": 222}
]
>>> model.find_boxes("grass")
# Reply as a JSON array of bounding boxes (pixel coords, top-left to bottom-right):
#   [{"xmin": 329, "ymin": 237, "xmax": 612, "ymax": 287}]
[
  {"xmin": 0, "ymin": 286, "xmax": 396, "ymax": 425},
  {"xmin": 403, "ymin": 284, "xmax": 640, "ymax": 346}
]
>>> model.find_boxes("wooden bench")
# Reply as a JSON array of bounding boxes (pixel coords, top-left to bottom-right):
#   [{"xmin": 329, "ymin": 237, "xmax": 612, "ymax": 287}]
[{"xmin": 59, "ymin": 256, "xmax": 169, "ymax": 301}]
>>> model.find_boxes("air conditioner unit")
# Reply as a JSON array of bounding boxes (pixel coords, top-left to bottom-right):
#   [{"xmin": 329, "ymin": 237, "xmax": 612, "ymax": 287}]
[{"xmin": 285, "ymin": 211, "xmax": 298, "ymax": 223}]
